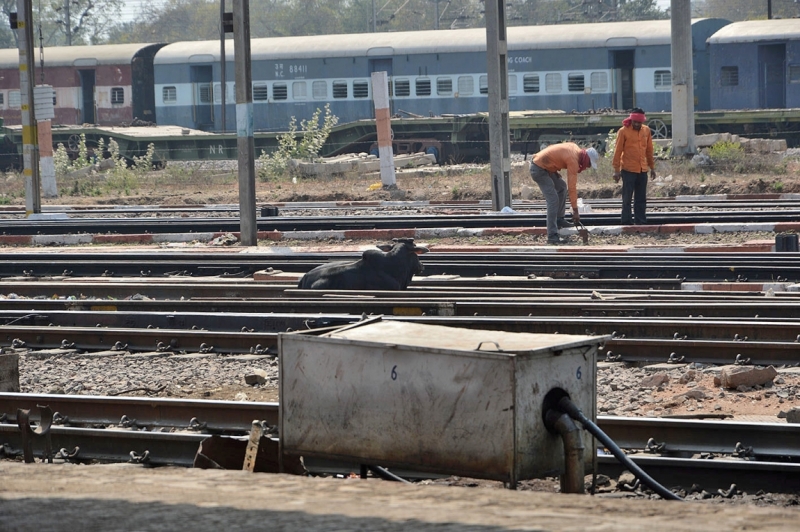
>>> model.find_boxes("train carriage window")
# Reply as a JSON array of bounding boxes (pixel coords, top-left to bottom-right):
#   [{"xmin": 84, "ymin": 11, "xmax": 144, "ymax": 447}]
[
  {"xmin": 353, "ymin": 80, "xmax": 369, "ymax": 98},
  {"xmin": 720, "ymin": 67, "xmax": 738, "ymax": 87},
  {"xmin": 333, "ymin": 81, "xmax": 348, "ymax": 99},
  {"xmin": 479, "ymin": 75, "xmax": 488, "ymax": 95},
  {"xmin": 508, "ymin": 74, "xmax": 518, "ymax": 95},
  {"xmin": 293, "ymin": 81, "xmax": 307, "ymax": 100},
  {"xmin": 213, "ymin": 83, "xmax": 221, "ymax": 103},
  {"xmin": 568, "ymin": 73, "xmax": 584, "ymax": 92},
  {"xmin": 162, "ymin": 86, "xmax": 177, "ymax": 103},
  {"xmin": 111, "ymin": 87, "xmax": 124, "ymax": 105},
  {"xmin": 437, "ymin": 77, "xmax": 453, "ymax": 96},
  {"xmin": 416, "ymin": 78, "xmax": 431, "ymax": 96},
  {"xmin": 789, "ymin": 65, "xmax": 800, "ymax": 83},
  {"xmin": 545, "ymin": 73, "xmax": 562, "ymax": 94},
  {"xmin": 523, "ymin": 74, "xmax": 540, "ymax": 93},
  {"xmin": 394, "ymin": 79, "xmax": 411, "ymax": 97},
  {"xmin": 590, "ymin": 72, "xmax": 608, "ymax": 92},
  {"xmin": 457, "ymin": 76, "xmax": 474, "ymax": 96},
  {"xmin": 0, "ymin": 93, "xmax": 5, "ymax": 106},
  {"xmin": 654, "ymin": 70, "xmax": 671, "ymax": 90},
  {"xmin": 312, "ymin": 80, "xmax": 327, "ymax": 99},
  {"xmin": 198, "ymin": 84, "xmax": 212, "ymax": 104},
  {"xmin": 253, "ymin": 83, "xmax": 268, "ymax": 101},
  {"xmin": 273, "ymin": 82, "xmax": 288, "ymax": 100}
]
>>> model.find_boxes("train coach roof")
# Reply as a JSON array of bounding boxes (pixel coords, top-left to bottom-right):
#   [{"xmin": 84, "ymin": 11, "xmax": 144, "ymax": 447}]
[
  {"xmin": 155, "ymin": 19, "xmax": 719, "ymax": 64},
  {"xmin": 0, "ymin": 43, "xmax": 164, "ymax": 69},
  {"xmin": 708, "ymin": 19, "xmax": 800, "ymax": 44}
]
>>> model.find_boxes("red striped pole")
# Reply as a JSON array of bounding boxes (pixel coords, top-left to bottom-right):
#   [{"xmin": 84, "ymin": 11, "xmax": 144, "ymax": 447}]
[{"xmin": 371, "ymin": 71, "xmax": 396, "ymax": 188}]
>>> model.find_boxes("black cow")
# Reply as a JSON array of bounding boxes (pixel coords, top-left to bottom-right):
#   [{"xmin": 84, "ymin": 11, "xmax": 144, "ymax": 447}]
[{"xmin": 297, "ymin": 238, "xmax": 429, "ymax": 290}]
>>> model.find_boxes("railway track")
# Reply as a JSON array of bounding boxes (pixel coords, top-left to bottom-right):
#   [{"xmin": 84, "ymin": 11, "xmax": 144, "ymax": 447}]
[
  {"xmin": 2, "ymin": 208, "xmax": 800, "ymax": 235},
  {"xmin": 1, "ymin": 393, "xmax": 798, "ymax": 492}
]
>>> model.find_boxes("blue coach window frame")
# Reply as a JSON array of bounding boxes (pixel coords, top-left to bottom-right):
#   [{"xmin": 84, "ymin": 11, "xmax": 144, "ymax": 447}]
[
  {"xmin": 789, "ymin": 65, "xmax": 800, "ymax": 84},
  {"xmin": 720, "ymin": 66, "xmax": 738, "ymax": 87},
  {"xmin": 568, "ymin": 73, "xmax": 584, "ymax": 92},
  {"xmin": 253, "ymin": 83, "xmax": 268, "ymax": 101},
  {"xmin": 0, "ymin": 92, "xmax": 4, "ymax": 106},
  {"xmin": 394, "ymin": 79, "xmax": 411, "ymax": 97},
  {"xmin": 312, "ymin": 81, "xmax": 327, "ymax": 99},
  {"xmin": 545, "ymin": 73, "xmax": 562, "ymax": 94},
  {"xmin": 591, "ymin": 72, "xmax": 608, "ymax": 92},
  {"xmin": 273, "ymin": 82, "xmax": 288, "ymax": 100},
  {"xmin": 416, "ymin": 78, "xmax": 431, "ymax": 97},
  {"xmin": 523, "ymin": 74, "xmax": 540, "ymax": 93},
  {"xmin": 437, "ymin": 77, "xmax": 453, "ymax": 96},
  {"xmin": 654, "ymin": 70, "xmax": 671, "ymax": 90},
  {"xmin": 333, "ymin": 81, "xmax": 348, "ymax": 99},
  {"xmin": 293, "ymin": 81, "xmax": 308, "ymax": 100},
  {"xmin": 508, "ymin": 74, "xmax": 518, "ymax": 94},
  {"xmin": 353, "ymin": 80, "xmax": 369, "ymax": 98},
  {"xmin": 479, "ymin": 75, "xmax": 488, "ymax": 95},
  {"xmin": 162, "ymin": 86, "xmax": 177, "ymax": 104},
  {"xmin": 457, "ymin": 76, "xmax": 474, "ymax": 96}
]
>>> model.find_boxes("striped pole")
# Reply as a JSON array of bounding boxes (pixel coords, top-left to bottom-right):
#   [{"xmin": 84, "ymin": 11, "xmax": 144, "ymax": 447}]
[
  {"xmin": 371, "ymin": 71, "xmax": 396, "ymax": 188},
  {"xmin": 16, "ymin": 0, "xmax": 40, "ymax": 215}
]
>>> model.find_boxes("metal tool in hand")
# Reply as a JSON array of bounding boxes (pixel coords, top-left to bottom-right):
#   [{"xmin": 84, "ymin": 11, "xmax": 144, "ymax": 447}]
[{"xmin": 575, "ymin": 220, "xmax": 590, "ymax": 245}]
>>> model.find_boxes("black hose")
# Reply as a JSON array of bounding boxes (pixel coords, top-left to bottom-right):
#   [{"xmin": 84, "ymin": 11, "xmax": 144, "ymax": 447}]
[
  {"xmin": 368, "ymin": 465, "xmax": 412, "ymax": 484},
  {"xmin": 556, "ymin": 396, "xmax": 683, "ymax": 501}
]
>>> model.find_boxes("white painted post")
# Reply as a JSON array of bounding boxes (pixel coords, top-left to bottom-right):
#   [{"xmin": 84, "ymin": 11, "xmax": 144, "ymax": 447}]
[
  {"xmin": 371, "ymin": 71, "xmax": 396, "ymax": 188},
  {"xmin": 34, "ymin": 85, "xmax": 57, "ymax": 198}
]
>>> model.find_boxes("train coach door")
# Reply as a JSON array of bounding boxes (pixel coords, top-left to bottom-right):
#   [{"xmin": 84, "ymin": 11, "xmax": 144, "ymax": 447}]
[
  {"xmin": 190, "ymin": 65, "xmax": 214, "ymax": 130},
  {"xmin": 611, "ymin": 50, "xmax": 635, "ymax": 110},
  {"xmin": 759, "ymin": 44, "xmax": 786, "ymax": 109},
  {"xmin": 79, "ymin": 70, "xmax": 96, "ymax": 124}
]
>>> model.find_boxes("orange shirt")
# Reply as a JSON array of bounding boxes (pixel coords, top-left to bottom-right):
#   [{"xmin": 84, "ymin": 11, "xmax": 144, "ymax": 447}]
[
  {"xmin": 531, "ymin": 142, "xmax": 582, "ymax": 210},
  {"xmin": 612, "ymin": 125, "xmax": 655, "ymax": 173}
]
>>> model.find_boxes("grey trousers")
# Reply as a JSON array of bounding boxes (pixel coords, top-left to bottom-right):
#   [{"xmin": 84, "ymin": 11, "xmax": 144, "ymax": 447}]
[{"xmin": 530, "ymin": 162, "xmax": 567, "ymax": 240}]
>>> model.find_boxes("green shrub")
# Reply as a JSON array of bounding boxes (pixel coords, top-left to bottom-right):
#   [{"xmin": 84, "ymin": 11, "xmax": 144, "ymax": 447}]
[
  {"xmin": 707, "ymin": 141, "xmax": 745, "ymax": 165},
  {"xmin": 258, "ymin": 104, "xmax": 339, "ymax": 180}
]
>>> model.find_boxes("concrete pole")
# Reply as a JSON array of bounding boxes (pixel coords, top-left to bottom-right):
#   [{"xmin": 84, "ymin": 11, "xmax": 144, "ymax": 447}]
[
  {"xmin": 371, "ymin": 71, "xmax": 396, "ymax": 188},
  {"xmin": 485, "ymin": 0, "xmax": 512, "ymax": 211},
  {"xmin": 234, "ymin": 0, "xmax": 257, "ymax": 246},
  {"xmin": 220, "ymin": 0, "xmax": 227, "ymax": 132},
  {"xmin": 17, "ymin": 0, "xmax": 40, "ymax": 215},
  {"xmin": 670, "ymin": 0, "xmax": 695, "ymax": 156}
]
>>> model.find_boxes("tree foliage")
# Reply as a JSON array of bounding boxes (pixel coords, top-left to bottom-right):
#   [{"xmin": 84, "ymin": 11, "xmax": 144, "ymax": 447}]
[
  {"xmin": 693, "ymin": 0, "xmax": 800, "ymax": 21},
  {"xmin": 0, "ymin": 0, "xmax": 674, "ymax": 48}
]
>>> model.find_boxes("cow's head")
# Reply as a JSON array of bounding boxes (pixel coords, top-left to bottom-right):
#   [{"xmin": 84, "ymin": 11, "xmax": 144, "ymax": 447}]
[{"xmin": 377, "ymin": 238, "xmax": 428, "ymax": 274}]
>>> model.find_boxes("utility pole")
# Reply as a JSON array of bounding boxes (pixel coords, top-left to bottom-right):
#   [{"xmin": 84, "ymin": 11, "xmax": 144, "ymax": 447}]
[
  {"xmin": 15, "ymin": 0, "xmax": 41, "ymax": 215},
  {"xmin": 670, "ymin": 0, "xmax": 695, "ymax": 156},
  {"xmin": 434, "ymin": 0, "xmax": 439, "ymax": 30},
  {"xmin": 485, "ymin": 0, "xmax": 512, "ymax": 211},
  {"xmin": 220, "ymin": 0, "xmax": 227, "ymax": 132},
  {"xmin": 372, "ymin": 0, "xmax": 376, "ymax": 32},
  {"xmin": 233, "ymin": 0, "xmax": 257, "ymax": 246},
  {"xmin": 768, "ymin": 0, "xmax": 772, "ymax": 19}
]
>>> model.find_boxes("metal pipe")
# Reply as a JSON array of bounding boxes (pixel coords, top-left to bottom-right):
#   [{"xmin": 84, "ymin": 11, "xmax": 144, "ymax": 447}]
[
  {"xmin": 546, "ymin": 409, "xmax": 585, "ymax": 494},
  {"xmin": 556, "ymin": 396, "xmax": 683, "ymax": 501}
]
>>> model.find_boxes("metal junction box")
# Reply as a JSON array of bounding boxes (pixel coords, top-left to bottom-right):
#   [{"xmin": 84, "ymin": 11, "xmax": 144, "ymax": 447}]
[{"xmin": 279, "ymin": 320, "xmax": 605, "ymax": 485}]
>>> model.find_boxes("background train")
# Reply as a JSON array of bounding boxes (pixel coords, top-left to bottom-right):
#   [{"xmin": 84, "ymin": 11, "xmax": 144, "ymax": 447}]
[{"xmin": 0, "ymin": 18, "xmax": 798, "ymax": 137}]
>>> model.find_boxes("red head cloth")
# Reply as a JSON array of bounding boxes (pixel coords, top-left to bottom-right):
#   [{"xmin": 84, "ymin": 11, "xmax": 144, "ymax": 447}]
[
  {"xmin": 578, "ymin": 149, "xmax": 591, "ymax": 172},
  {"xmin": 622, "ymin": 112, "xmax": 647, "ymax": 127}
]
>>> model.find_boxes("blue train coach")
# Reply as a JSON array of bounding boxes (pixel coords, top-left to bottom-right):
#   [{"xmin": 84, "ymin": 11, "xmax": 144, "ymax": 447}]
[
  {"xmin": 153, "ymin": 18, "xmax": 730, "ymax": 133},
  {"xmin": 708, "ymin": 19, "xmax": 800, "ymax": 110}
]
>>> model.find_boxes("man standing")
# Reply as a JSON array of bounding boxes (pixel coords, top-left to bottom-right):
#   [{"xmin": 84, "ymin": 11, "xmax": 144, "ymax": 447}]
[
  {"xmin": 530, "ymin": 142, "xmax": 599, "ymax": 245},
  {"xmin": 612, "ymin": 108, "xmax": 657, "ymax": 225}
]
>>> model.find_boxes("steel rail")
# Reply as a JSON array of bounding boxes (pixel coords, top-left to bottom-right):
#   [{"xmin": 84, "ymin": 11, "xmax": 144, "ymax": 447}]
[
  {"xmin": 0, "ymin": 423, "xmax": 207, "ymax": 467},
  {"xmin": 3, "ymin": 209, "xmax": 800, "ymax": 235},
  {"xmin": 596, "ymin": 455, "xmax": 800, "ymax": 493},
  {"xmin": 0, "ymin": 393, "xmax": 279, "ymax": 431}
]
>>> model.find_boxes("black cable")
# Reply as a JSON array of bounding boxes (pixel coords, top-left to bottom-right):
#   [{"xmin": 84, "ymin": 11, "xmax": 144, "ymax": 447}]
[{"xmin": 556, "ymin": 396, "xmax": 683, "ymax": 501}]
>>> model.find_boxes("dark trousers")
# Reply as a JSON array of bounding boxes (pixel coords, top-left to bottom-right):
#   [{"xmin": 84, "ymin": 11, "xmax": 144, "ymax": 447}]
[
  {"xmin": 530, "ymin": 163, "xmax": 567, "ymax": 240},
  {"xmin": 621, "ymin": 170, "xmax": 648, "ymax": 225}
]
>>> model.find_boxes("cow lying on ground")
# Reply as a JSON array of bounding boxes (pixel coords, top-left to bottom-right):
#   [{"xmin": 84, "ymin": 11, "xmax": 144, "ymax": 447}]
[{"xmin": 297, "ymin": 238, "xmax": 429, "ymax": 290}]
